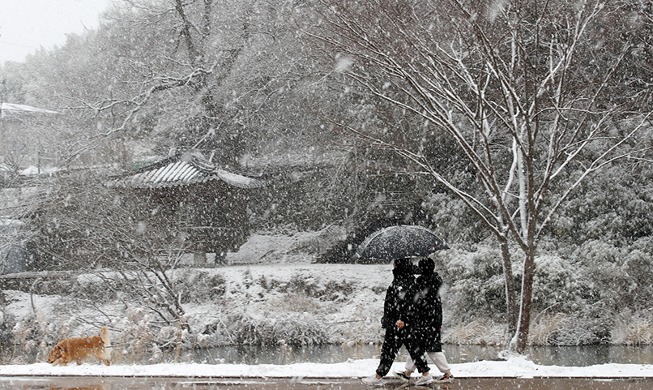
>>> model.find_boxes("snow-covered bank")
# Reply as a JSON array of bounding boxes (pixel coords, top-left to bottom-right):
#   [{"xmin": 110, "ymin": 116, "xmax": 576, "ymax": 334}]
[
  {"xmin": 0, "ymin": 229, "xmax": 505, "ymax": 359},
  {"xmin": 1, "ymin": 356, "xmax": 653, "ymax": 378},
  {"xmin": 3, "ymin": 229, "xmax": 653, "ymax": 369}
]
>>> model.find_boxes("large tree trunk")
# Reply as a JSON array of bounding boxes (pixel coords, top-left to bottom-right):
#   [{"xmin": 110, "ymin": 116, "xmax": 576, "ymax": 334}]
[
  {"xmin": 498, "ymin": 237, "xmax": 517, "ymax": 337},
  {"xmin": 512, "ymin": 249, "xmax": 536, "ymax": 352}
]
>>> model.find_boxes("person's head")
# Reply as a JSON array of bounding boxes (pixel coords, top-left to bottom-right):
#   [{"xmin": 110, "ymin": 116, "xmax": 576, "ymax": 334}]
[
  {"xmin": 393, "ymin": 258, "xmax": 411, "ymax": 269},
  {"xmin": 418, "ymin": 258, "xmax": 435, "ymax": 275},
  {"xmin": 392, "ymin": 258, "xmax": 414, "ymax": 276}
]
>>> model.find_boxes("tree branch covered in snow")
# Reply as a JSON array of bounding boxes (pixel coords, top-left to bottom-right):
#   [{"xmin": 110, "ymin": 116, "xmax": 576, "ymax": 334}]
[{"xmin": 311, "ymin": 0, "xmax": 652, "ymax": 352}]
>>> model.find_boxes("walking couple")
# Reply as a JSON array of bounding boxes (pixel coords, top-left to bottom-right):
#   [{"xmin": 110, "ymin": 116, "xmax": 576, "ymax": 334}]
[{"xmin": 362, "ymin": 257, "xmax": 454, "ymax": 386}]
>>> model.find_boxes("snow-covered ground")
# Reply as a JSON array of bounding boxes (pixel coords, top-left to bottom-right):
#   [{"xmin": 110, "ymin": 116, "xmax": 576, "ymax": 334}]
[
  {"xmin": 1, "ymin": 354, "xmax": 653, "ymax": 378},
  {"xmin": 3, "ymin": 229, "xmax": 653, "ymax": 379},
  {"xmin": 3, "ymin": 228, "xmax": 402, "ymax": 356}
]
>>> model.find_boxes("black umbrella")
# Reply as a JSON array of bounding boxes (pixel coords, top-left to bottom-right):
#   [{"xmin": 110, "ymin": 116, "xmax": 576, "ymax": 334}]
[{"xmin": 355, "ymin": 225, "xmax": 448, "ymax": 262}]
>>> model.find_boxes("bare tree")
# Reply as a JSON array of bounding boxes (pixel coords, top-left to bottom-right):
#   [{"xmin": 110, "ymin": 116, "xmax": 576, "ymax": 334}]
[
  {"xmin": 312, "ymin": 0, "xmax": 651, "ymax": 352},
  {"xmin": 27, "ymin": 172, "xmax": 192, "ymax": 332}
]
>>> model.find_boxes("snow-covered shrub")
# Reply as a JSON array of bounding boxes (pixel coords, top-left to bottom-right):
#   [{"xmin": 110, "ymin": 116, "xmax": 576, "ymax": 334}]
[
  {"xmin": 0, "ymin": 291, "xmax": 6, "ymax": 334},
  {"xmin": 9, "ymin": 315, "xmax": 64, "ymax": 361},
  {"xmin": 621, "ymin": 247, "xmax": 653, "ymax": 310},
  {"xmin": 229, "ymin": 313, "xmax": 276, "ymax": 346},
  {"xmin": 227, "ymin": 313, "xmax": 328, "ymax": 346},
  {"xmin": 574, "ymin": 240, "xmax": 624, "ymax": 265},
  {"xmin": 527, "ymin": 240, "xmax": 653, "ymax": 344},
  {"xmin": 445, "ymin": 247, "xmax": 507, "ymax": 320},
  {"xmin": 553, "ymin": 166, "xmax": 653, "ymax": 246},
  {"xmin": 156, "ymin": 325, "xmax": 192, "ymax": 353},
  {"xmin": 330, "ymin": 300, "xmax": 385, "ymax": 345},
  {"xmin": 274, "ymin": 292, "xmax": 320, "ymax": 312},
  {"xmin": 530, "ymin": 243, "xmax": 653, "ymax": 344},
  {"xmin": 573, "ymin": 240, "xmax": 630, "ymax": 312},
  {"xmin": 198, "ymin": 318, "xmax": 237, "ymax": 347},
  {"xmin": 272, "ymin": 313, "xmax": 328, "ymax": 346},
  {"xmin": 175, "ymin": 271, "xmax": 226, "ymax": 303},
  {"xmin": 532, "ymin": 254, "xmax": 586, "ymax": 313},
  {"xmin": 149, "ymin": 343, "xmax": 163, "ymax": 363},
  {"xmin": 554, "ymin": 317, "xmax": 604, "ymax": 345},
  {"xmin": 257, "ymin": 274, "xmax": 271, "ymax": 290},
  {"xmin": 322, "ymin": 280, "xmax": 355, "ymax": 302},
  {"xmin": 70, "ymin": 273, "xmax": 116, "ymax": 303},
  {"xmin": 279, "ymin": 274, "xmax": 355, "ymax": 302},
  {"xmin": 0, "ymin": 312, "xmax": 17, "ymax": 363},
  {"xmin": 286, "ymin": 274, "xmax": 321, "ymax": 296},
  {"xmin": 256, "ymin": 274, "xmax": 287, "ymax": 291},
  {"xmin": 631, "ymin": 236, "xmax": 653, "ymax": 254},
  {"xmin": 114, "ymin": 308, "xmax": 156, "ymax": 364}
]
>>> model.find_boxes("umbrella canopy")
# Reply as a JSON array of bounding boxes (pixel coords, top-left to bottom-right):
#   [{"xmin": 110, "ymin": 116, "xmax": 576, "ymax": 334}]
[{"xmin": 355, "ymin": 225, "xmax": 448, "ymax": 262}]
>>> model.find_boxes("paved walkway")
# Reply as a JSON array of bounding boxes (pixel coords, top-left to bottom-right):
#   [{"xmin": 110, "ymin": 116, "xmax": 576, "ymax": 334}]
[{"xmin": 2, "ymin": 376, "xmax": 653, "ymax": 389}]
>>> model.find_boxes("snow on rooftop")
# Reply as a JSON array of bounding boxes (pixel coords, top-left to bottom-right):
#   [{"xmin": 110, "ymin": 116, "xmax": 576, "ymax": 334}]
[
  {"xmin": 111, "ymin": 153, "xmax": 265, "ymax": 189},
  {"xmin": 0, "ymin": 102, "xmax": 58, "ymax": 118},
  {"xmin": 216, "ymin": 168, "xmax": 264, "ymax": 188}
]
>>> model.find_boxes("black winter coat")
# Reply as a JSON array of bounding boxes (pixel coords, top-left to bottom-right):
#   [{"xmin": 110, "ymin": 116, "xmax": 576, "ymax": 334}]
[
  {"xmin": 411, "ymin": 271, "xmax": 444, "ymax": 351},
  {"xmin": 380, "ymin": 267, "xmax": 417, "ymax": 329}
]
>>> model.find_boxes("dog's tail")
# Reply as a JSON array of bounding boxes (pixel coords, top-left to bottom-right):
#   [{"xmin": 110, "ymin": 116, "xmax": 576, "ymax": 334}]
[{"xmin": 99, "ymin": 327, "xmax": 111, "ymax": 345}]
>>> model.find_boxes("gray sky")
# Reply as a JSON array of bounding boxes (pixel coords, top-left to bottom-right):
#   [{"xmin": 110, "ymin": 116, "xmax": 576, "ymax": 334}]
[{"xmin": 0, "ymin": 0, "xmax": 109, "ymax": 65}]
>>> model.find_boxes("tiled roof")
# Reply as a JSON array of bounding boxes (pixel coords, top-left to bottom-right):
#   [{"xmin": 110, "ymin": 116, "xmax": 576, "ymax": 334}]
[
  {"xmin": 1, "ymin": 102, "xmax": 58, "ymax": 119},
  {"xmin": 110, "ymin": 153, "xmax": 264, "ymax": 189}
]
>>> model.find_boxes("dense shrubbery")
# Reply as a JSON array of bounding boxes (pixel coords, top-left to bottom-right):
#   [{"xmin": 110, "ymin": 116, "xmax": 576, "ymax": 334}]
[
  {"xmin": 442, "ymin": 247, "xmax": 507, "ymax": 321},
  {"xmin": 174, "ymin": 271, "xmax": 227, "ymax": 304},
  {"xmin": 225, "ymin": 313, "xmax": 328, "ymax": 347},
  {"xmin": 440, "ymin": 240, "xmax": 653, "ymax": 346}
]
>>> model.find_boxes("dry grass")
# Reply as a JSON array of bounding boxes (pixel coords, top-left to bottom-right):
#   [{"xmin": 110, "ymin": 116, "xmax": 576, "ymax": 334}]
[
  {"xmin": 445, "ymin": 319, "xmax": 505, "ymax": 346},
  {"xmin": 612, "ymin": 316, "xmax": 653, "ymax": 345},
  {"xmin": 530, "ymin": 313, "xmax": 568, "ymax": 346},
  {"xmin": 270, "ymin": 292, "xmax": 321, "ymax": 312}
]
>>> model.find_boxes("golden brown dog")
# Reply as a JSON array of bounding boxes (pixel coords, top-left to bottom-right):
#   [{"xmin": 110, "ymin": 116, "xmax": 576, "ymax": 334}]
[{"xmin": 47, "ymin": 327, "xmax": 111, "ymax": 366}]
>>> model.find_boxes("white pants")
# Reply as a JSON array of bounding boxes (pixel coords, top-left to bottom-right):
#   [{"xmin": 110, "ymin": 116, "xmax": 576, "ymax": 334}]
[{"xmin": 405, "ymin": 351, "xmax": 451, "ymax": 374}]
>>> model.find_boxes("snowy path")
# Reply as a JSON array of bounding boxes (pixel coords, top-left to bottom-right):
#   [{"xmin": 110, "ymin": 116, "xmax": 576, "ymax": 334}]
[
  {"xmin": 2, "ymin": 356, "xmax": 653, "ymax": 378},
  {"xmin": 1, "ymin": 376, "xmax": 653, "ymax": 390}
]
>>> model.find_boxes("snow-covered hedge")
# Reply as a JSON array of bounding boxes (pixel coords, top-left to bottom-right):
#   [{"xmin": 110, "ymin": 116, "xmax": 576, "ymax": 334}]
[{"xmin": 441, "ymin": 240, "xmax": 653, "ymax": 346}]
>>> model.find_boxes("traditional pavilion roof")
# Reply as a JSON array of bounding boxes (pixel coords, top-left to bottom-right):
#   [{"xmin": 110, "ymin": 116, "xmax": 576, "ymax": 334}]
[
  {"xmin": 0, "ymin": 102, "xmax": 58, "ymax": 119},
  {"xmin": 109, "ymin": 152, "xmax": 265, "ymax": 189}
]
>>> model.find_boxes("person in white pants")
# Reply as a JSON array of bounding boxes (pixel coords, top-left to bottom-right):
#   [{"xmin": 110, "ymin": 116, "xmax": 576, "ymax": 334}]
[
  {"xmin": 395, "ymin": 258, "xmax": 454, "ymax": 385},
  {"xmin": 403, "ymin": 351, "xmax": 452, "ymax": 380}
]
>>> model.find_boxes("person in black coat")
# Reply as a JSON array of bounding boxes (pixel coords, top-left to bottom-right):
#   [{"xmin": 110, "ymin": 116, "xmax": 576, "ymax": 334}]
[
  {"xmin": 395, "ymin": 257, "xmax": 454, "ymax": 384},
  {"xmin": 362, "ymin": 258, "xmax": 432, "ymax": 385}
]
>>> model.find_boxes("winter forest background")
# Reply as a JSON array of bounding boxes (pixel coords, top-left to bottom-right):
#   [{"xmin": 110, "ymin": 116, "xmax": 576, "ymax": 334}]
[{"xmin": 1, "ymin": 0, "xmax": 652, "ymax": 364}]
